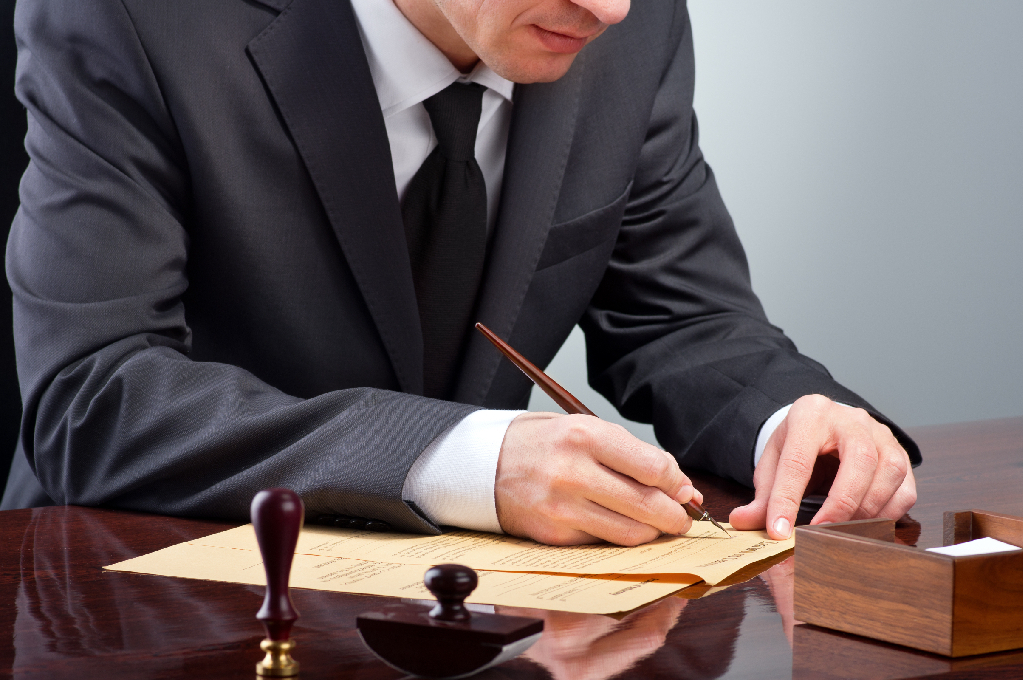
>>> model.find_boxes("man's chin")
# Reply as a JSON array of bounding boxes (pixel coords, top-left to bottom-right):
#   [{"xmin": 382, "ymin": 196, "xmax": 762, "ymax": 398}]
[{"xmin": 486, "ymin": 52, "xmax": 580, "ymax": 84}]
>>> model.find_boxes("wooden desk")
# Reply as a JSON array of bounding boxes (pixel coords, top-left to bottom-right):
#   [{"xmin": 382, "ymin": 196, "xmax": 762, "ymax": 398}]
[{"xmin": 1, "ymin": 417, "xmax": 1022, "ymax": 679}]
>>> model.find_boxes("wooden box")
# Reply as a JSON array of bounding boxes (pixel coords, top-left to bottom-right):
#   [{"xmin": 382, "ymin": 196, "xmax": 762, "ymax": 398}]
[{"xmin": 794, "ymin": 510, "xmax": 1023, "ymax": 657}]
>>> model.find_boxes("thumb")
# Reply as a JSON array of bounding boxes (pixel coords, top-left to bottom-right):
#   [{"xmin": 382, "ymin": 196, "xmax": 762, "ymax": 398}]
[{"xmin": 729, "ymin": 495, "xmax": 768, "ymax": 530}]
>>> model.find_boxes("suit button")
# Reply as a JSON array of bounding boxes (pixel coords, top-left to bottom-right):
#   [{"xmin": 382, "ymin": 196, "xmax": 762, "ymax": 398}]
[
  {"xmin": 364, "ymin": 520, "xmax": 391, "ymax": 532},
  {"xmin": 329, "ymin": 515, "xmax": 353, "ymax": 528},
  {"xmin": 346, "ymin": 518, "xmax": 368, "ymax": 530}
]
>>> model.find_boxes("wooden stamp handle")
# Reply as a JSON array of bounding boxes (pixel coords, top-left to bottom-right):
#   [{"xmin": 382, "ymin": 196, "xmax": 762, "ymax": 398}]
[
  {"xmin": 424, "ymin": 564, "xmax": 477, "ymax": 622},
  {"xmin": 252, "ymin": 488, "xmax": 304, "ymax": 642}
]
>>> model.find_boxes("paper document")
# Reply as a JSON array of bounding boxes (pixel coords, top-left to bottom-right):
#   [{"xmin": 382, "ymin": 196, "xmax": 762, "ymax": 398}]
[
  {"xmin": 191, "ymin": 521, "xmax": 792, "ymax": 586},
  {"xmin": 105, "ymin": 522, "xmax": 792, "ymax": 614},
  {"xmin": 926, "ymin": 536, "xmax": 1022, "ymax": 557},
  {"xmin": 106, "ymin": 542, "xmax": 697, "ymax": 614}
]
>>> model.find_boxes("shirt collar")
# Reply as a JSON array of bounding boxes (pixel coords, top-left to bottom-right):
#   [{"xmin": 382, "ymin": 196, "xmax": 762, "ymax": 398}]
[{"xmin": 349, "ymin": 0, "xmax": 515, "ymax": 119}]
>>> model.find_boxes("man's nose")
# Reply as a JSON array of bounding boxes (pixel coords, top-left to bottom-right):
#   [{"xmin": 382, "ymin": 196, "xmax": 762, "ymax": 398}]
[{"xmin": 573, "ymin": 0, "xmax": 630, "ymax": 25}]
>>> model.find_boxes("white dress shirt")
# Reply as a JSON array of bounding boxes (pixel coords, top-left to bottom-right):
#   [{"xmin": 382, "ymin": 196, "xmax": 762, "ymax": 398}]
[
  {"xmin": 350, "ymin": 0, "xmax": 514, "ymax": 231},
  {"xmin": 349, "ymin": 0, "xmax": 787, "ymax": 534},
  {"xmin": 350, "ymin": 0, "xmax": 520, "ymax": 533}
]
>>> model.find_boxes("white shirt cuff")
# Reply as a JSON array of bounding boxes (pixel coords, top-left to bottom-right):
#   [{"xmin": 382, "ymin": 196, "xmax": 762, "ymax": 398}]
[{"xmin": 401, "ymin": 409, "xmax": 524, "ymax": 533}]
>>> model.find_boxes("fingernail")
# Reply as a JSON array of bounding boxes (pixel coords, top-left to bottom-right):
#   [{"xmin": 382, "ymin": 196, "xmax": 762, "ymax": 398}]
[
  {"xmin": 675, "ymin": 485, "xmax": 695, "ymax": 503},
  {"xmin": 773, "ymin": 517, "xmax": 791, "ymax": 539}
]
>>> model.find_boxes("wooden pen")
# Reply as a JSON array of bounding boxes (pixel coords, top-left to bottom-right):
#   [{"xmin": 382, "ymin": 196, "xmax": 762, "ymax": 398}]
[{"xmin": 475, "ymin": 322, "xmax": 730, "ymax": 538}]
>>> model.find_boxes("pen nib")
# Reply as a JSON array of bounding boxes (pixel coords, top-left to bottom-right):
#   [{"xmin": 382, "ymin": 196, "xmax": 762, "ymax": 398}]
[{"xmin": 706, "ymin": 515, "xmax": 731, "ymax": 538}]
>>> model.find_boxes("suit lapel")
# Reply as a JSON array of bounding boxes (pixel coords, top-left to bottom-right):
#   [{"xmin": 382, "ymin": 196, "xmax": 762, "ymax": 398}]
[
  {"xmin": 247, "ymin": 0, "xmax": 424, "ymax": 395},
  {"xmin": 453, "ymin": 55, "xmax": 587, "ymax": 405}
]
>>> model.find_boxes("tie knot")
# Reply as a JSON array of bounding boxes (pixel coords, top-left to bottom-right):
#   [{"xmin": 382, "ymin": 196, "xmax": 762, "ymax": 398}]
[{"xmin": 423, "ymin": 82, "xmax": 485, "ymax": 162}]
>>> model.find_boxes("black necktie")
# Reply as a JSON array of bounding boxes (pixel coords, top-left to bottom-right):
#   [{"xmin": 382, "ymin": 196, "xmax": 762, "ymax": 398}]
[{"xmin": 402, "ymin": 82, "xmax": 488, "ymax": 400}]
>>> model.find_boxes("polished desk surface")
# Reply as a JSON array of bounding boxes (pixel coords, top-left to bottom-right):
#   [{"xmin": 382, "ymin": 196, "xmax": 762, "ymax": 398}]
[{"xmin": 1, "ymin": 417, "xmax": 1022, "ymax": 680}]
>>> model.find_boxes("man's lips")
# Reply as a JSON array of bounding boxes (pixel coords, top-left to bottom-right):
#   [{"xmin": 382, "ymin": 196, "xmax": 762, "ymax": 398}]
[{"xmin": 531, "ymin": 25, "xmax": 600, "ymax": 54}]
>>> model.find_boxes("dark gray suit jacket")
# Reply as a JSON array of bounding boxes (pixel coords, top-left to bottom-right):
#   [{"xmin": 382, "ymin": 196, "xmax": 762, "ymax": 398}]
[{"xmin": 2, "ymin": 0, "xmax": 920, "ymax": 530}]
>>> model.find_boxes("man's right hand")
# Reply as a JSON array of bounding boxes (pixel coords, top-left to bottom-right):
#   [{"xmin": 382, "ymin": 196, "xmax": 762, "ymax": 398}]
[{"xmin": 495, "ymin": 412, "xmax": 701, "ymax": 546}]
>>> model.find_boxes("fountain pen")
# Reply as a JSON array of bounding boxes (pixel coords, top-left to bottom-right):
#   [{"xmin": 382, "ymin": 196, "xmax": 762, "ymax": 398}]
[{"xmin": 475, "ymin": 323, "xmax": 731, "ymax": 538}]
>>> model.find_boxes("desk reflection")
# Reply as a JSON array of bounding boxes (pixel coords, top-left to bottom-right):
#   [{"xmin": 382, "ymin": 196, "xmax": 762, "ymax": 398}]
[
  {"xmin": 13, "ymin": 507, "xmax": 261, "ymax": 676},
  {"xmin": 498, "ymin": 567, "xmax": 801, "ymax": 680},
  {"xmin": 8, "ymin": 507, "xmax": 797, "ymax": 680},
  {"xmin": 497, "ymin": 598, "xmax": 688, "ymax": 680},
  {"xmin": 760, "ymin": 557, "xmax": 796, "ymax": 647},
  {"xmin": 9, "ymin": 508, "xmax": 387, "ymax": 679}
]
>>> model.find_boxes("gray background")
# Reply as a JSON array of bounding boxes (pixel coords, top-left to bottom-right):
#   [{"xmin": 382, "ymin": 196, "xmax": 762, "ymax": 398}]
[{"xmin": 529, "ymin": 0, "xmax": 1023, "ymax": 443}]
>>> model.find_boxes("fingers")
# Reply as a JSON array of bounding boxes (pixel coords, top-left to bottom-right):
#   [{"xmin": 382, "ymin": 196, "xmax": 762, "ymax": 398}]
[
  {"xmin": 496, "ymin": 413, "xmax": 696, "ymax": 546},
  {"xmin": 533, "ymin": 494, "xmax": 674, "ymax": 547},
  {"xmin": 765, "ymin": 395, "xmax": 836, "ymax": 538},
  {"xmin": 537, "ymin": 446, "xmax": 693, "ymax": 543},
  {"xmin": 744, "ymin": 395, "xmax": 916, "ymax": 539},
  {"xmin": 812, "ymin": 416, "xmax": 909, "ymax": 524},
  {"xmin": 809, "ymin": 414, "xmax": 878, "ymax": 524},
  {"xmin": 874, "ymin": 464, "xmax": 917, "ymax": 521},
  {"xmin": 589, "ymin": 427, "xmax": 696, "ymax": 505}
]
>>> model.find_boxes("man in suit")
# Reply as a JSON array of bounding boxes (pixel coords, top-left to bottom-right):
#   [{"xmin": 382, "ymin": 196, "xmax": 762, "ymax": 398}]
[{"xmin": 2, "ymin": 0, "xmax": 919, "ymax": 545}]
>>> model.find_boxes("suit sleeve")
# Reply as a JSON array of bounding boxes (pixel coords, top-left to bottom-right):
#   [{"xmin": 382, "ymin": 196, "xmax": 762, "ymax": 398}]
[
  {"xmin": 580, "ymin": 4, "xmax": 920, "ymax": 487},
  {"xmin": 6, "ymin": 0, "xmax": 476, "ymax": 531}
]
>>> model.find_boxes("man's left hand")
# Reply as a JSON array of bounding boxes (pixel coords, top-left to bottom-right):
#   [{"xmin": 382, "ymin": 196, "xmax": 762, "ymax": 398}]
[{"xmin": 729, "ymin": 394, "xmax": 917, "ymax": 539}]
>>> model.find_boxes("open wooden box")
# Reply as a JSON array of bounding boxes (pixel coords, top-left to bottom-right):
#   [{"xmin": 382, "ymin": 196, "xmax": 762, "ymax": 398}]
[{"xmin": 794, "ymin": 510, "xmax": 1023, "ymax": 657}]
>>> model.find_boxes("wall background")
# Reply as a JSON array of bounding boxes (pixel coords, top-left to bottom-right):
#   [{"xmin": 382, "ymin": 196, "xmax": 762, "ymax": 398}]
[{"xmin": 529, "ymin": 0, "xmax": 1023, "ymax": 442}]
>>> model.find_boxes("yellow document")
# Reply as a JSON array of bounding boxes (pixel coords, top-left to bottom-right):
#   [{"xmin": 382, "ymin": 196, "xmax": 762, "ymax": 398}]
[
  {"xmin": 106, "ymin": 542, "xmax": 697, "ymax": 614},
  {"xmin": 192, "ymin": 521, "xmax": 792, "ymax": 586},
  {"xmin": 105, "ymin": 521, "xmax": 793, "ymax": 613}
]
